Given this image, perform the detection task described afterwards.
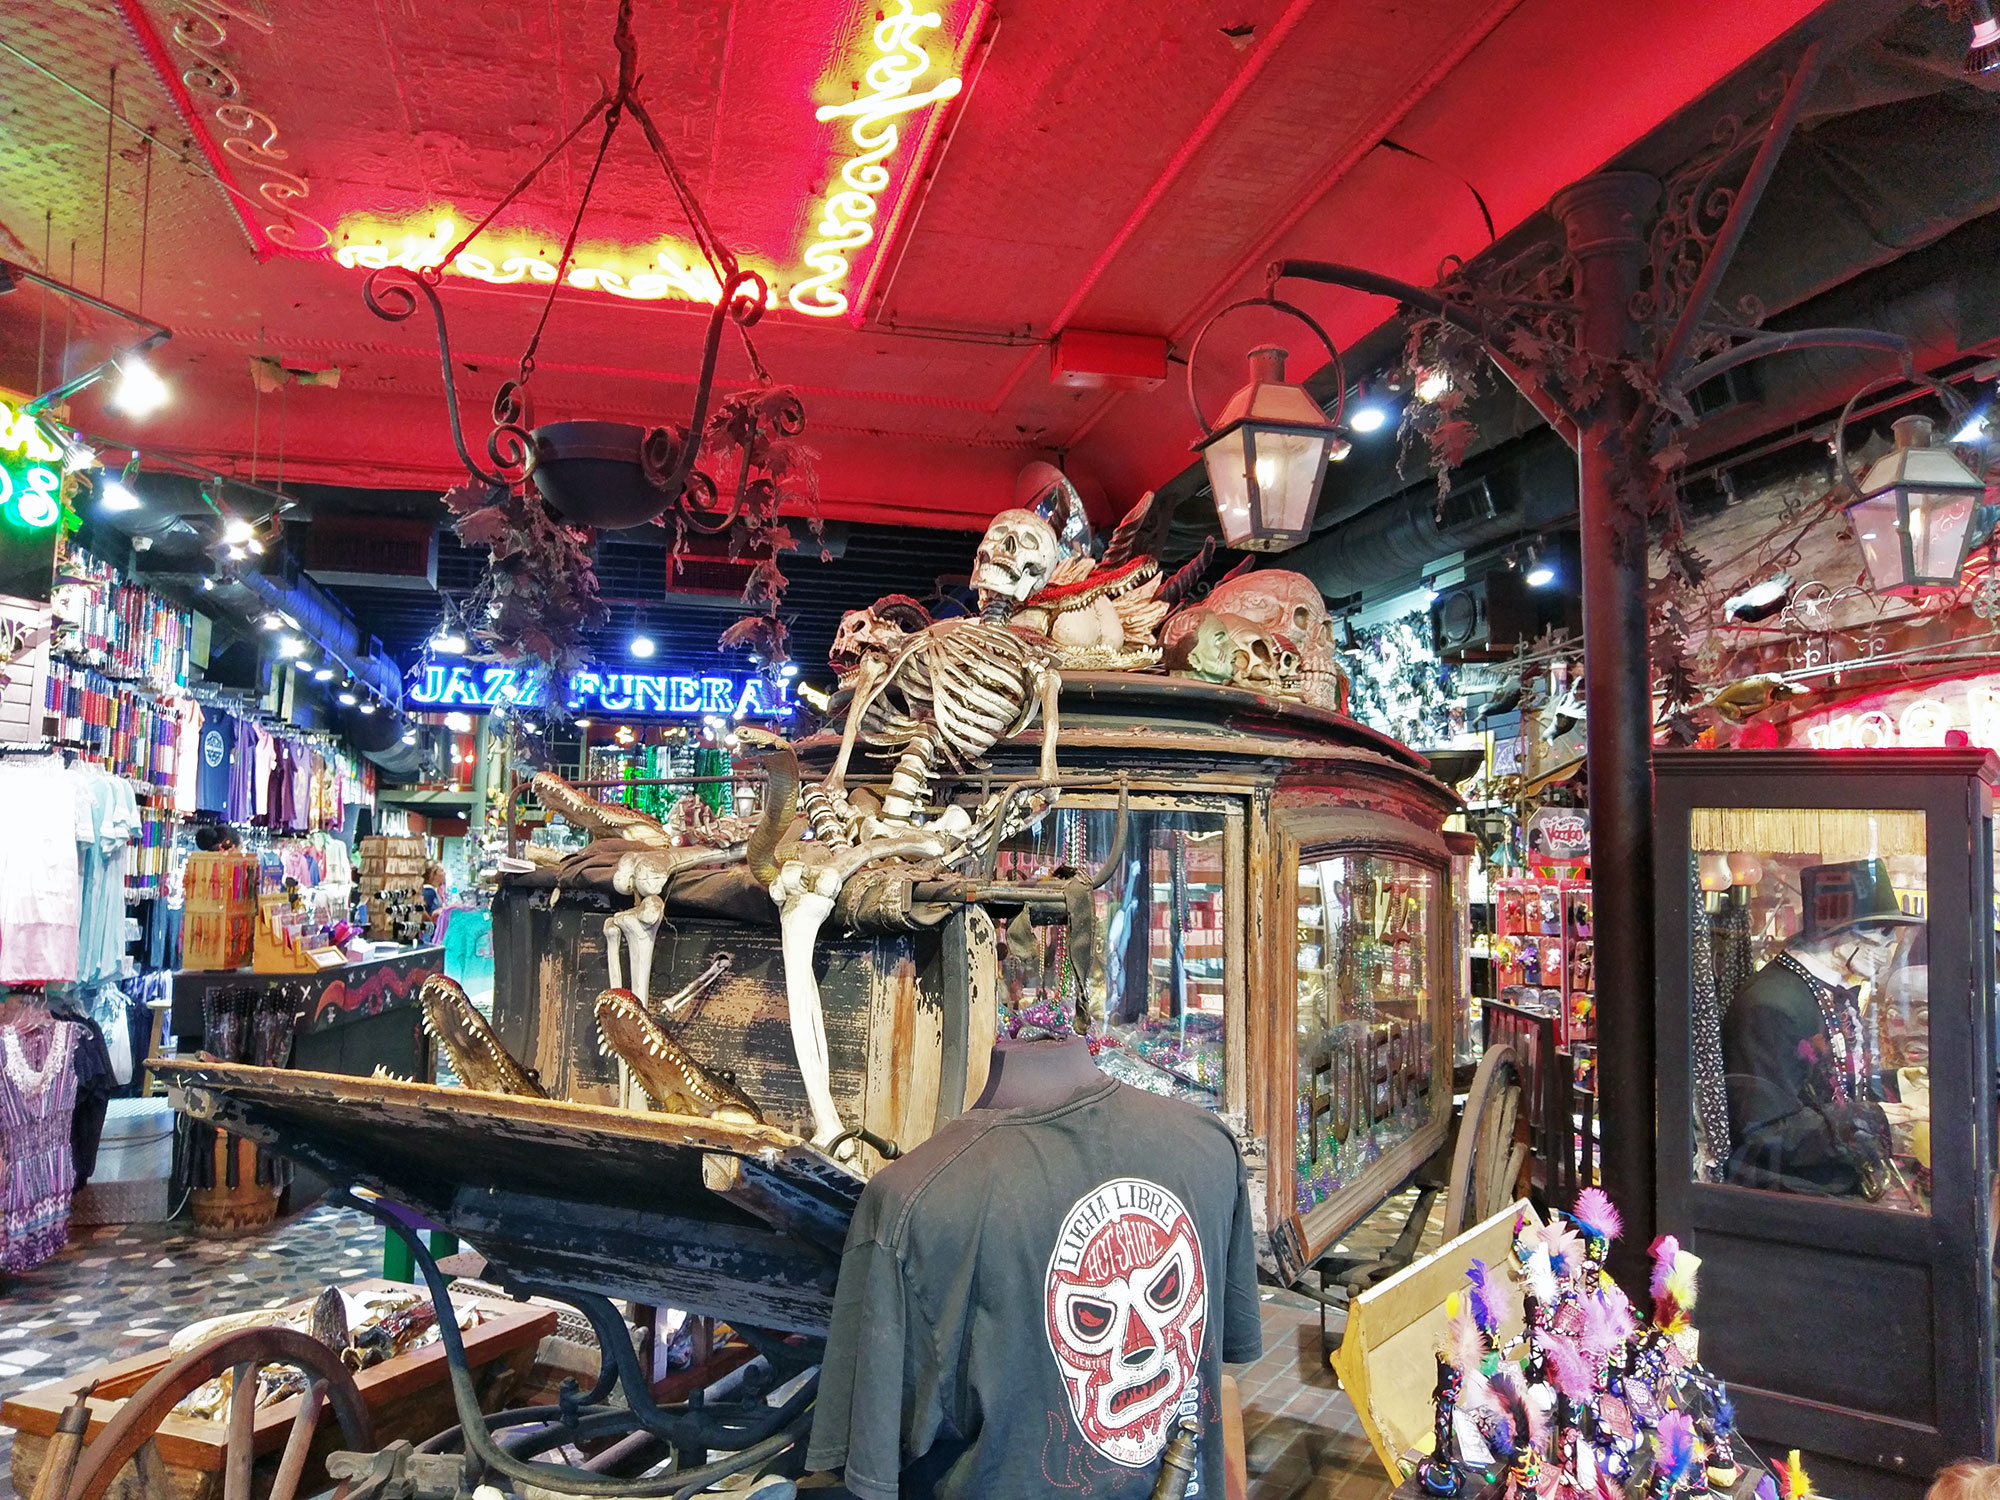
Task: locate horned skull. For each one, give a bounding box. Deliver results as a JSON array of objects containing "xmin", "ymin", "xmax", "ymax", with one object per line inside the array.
[
  {"xmin": 1200, "ymin": 570, "xmax": 1342, "ymax": 711},
  {"xmin": 829, "ymin": 594, "xmax": 931, "ymax": 681},
  {"xmin": 972, "ymin": 509, "xmax": 1062, "ymax": 604}
]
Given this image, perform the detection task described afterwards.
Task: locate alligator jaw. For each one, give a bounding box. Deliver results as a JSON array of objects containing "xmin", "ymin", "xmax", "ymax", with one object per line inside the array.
[
  {"xmin": 419, "ymin": 975, "xmax": 549, "ymax": 1098},
  {"xmin": 592, "ymin": 988, "xmax": 763, "ymax": 1125}
]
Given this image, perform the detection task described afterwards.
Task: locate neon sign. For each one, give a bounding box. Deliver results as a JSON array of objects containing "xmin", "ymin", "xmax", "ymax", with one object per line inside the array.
[
  {"xmin": 788, "ymin": 0, "xmax": 965, "ymax": 319},
  {"xmin": 406, "ymin": 662, "xmax": 792, "ymax": 718},
  {"xmin": 1792, "ymin": 681, "xmax": 2000, "ymax": 751},
  {"xmin": 332, "ymin": 215, "xmax": 779, "ymax": 308},
  {"xmin": 569, "ymin": 670, "xmax": 792, "ymax": 718},
  {"xmin": 0, "ymin": 400, "xmax": 62, "ymax": 531}
]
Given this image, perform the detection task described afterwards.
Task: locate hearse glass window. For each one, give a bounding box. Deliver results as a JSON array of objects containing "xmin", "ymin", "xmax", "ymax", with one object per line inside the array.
[
  {"xmin": 992, "ymin": 807, "xmax": 1227, "ymax": 1109},
  {"xmin": 1690, "ymin": 807, "xmax": 1929, "ymax": 1214},
  {"xmin": 1294, "ymin": 852, "xmax": 1438, "ymax": 1214}
]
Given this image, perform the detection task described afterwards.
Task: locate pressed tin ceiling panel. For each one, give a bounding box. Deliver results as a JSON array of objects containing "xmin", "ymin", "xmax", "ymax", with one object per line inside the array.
[{"xmin": 0, "ymin": 0, "xmax": 1827, "ymax": 527}]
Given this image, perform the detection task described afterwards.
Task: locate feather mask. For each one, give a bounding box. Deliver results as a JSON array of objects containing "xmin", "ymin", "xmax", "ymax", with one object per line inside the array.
[
  {"xmin": 1651, "ymin": 1411, "xmax": 1697, "ymax": 1489},
  {"xmin": 1570, "ymin": 1187, "xmax": 1622, "ymax": 1246}
]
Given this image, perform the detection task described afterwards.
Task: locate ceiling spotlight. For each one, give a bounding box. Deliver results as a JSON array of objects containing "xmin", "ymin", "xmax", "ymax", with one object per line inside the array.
[
  {"xmin": 444, "ymin": 711, "xmax": 472, "ymax": 732},
  {"xmin": 258, "ymin": 612, "xmax": 283, "ymax": 630},
  {"xmin": 1525, "ymin": 564, "xmax": 1556, "ymax": 588},
  {"xmin": 200, "ymin": 577, "xmax": 215, "ymax": 592},
  {"xmin": 1414, "ymin": 369, "xmax": 1451, "ymax": 404},
  {"xmin": 401, "ymin": 730, "xmax": 417, "ymax": 745},
  {"xmin": 1953, "ymin": 409, "xmax": 1989, "ymax": 445},
  {"xmin": 99, "ymin": 479, "xmax": 142, "ymax": 512},
  {"xmin": 245, "ymin": 537, "xmax": 265, "ymax": 556},
  {"xmin": 277, "ymin": 635, "xmax": 307, "ymax": 658},
  {"xmin": 60, "ymin": 435, "xmax": 96, "ymax": 473},
  {"xmin": 222, "ymin": 516, "xmax": 255, "ymax": 544},
  {"xmin": 1970, "ymin": 0, "xmax": 2000, "ymax": 72},
  {"xmin": 779, "ymin": 662, "xmax": 799, "ymax": 679},
  {"xmin": 314, "ymin": 666, "xmax": 334, "ymax": 682},
  {"xmin": 1347, "ymin": 403, "xmax": 1389, "ymax": 435},
  {"xmin": 224, "ymin": 545, "xmax": 247, "ymax": 562},
  {"xmin": 109, "ymin": 357, "xmax": 170, "ymax": 418},
  {"xmin": 431, "ymin": 629, "xmax": 468, "ymax": 656},
  {"xmin": 574, "ymin": 718, "xmax": 593, "ymax": 729},
  {"xmin": 630, "ymin": 634, "xmax": 656, "ymax": 659},
  {"xmin": 337, "ymin": 690, "xmax": 358, "ymax": 706},
  {"xmin": 358, "ymin": 701, "xmax": 377, "ymax": 715}
]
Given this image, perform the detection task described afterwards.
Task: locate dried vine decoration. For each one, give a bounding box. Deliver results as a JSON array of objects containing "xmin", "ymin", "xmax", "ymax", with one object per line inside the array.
[
  {"xmin": 688, "ymin": 386, "xmax": 827, "ymax": 679},
  {"xmin": 441, "ymin": 480, "xmax": 606, "ymax": 678}
]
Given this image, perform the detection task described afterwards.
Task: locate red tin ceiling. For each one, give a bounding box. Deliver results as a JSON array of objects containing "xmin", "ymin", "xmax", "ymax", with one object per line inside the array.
[{"xmin": 0, "ymin": 0, "xmax": 1826, "ymax": 532}]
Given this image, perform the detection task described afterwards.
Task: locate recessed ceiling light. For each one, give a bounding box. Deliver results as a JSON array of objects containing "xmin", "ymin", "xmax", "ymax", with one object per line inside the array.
[
  {"xmin": 630, "ymin": 635, "xmax": 656, "ymax": 659},
  {"xmin": 1347, "ymin": 404, "xmax": 1389, "ymax": 435},
  {"xmin": 109, "ymin": 357, "xmax": 170, "ymax": 418}
]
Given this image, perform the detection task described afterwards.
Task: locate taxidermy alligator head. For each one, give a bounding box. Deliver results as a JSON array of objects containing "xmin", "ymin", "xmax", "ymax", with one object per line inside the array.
[
  {"xmin": 593, "ymin": 988, "xmax": 764, "ymax": 1125},
  {"xmin": 419, "ymin": 975, "xmax": 548, "ymax": 1098}
]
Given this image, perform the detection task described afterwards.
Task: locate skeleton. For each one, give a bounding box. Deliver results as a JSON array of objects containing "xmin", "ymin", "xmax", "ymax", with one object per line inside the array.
[
  {"xmin": 593, "ymin": 987, "xmax": 763, "ymax": 1123},
  {"xmin": 418, "ymin": 975, "xmax": 547, "ymax": 1097},
  {"xmin": 823, "ymin": 616, "xmax": 1063, "ymax": 831},
  {"xmin": 534, "ymin": 769, "xmax": 748, "ymax": 1004},
  {"xmin": 829, "ymin": 594, "xmax": 933, "ymax": 684}
]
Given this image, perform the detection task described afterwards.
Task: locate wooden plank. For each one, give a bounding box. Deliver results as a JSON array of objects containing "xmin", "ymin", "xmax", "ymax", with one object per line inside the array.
[
  {"xmin": 1331, "ymin": 1199, "xmax": 1538, "ymax": 1483},
  {"xmin": 959, "ymin": 906, "xmax": 998, "ymax": 1112}
]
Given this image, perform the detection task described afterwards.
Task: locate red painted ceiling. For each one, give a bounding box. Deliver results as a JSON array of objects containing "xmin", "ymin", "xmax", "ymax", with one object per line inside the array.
[{"xmin": 1, "ymin": 0, "xmax": 1827, "ymax": 532}]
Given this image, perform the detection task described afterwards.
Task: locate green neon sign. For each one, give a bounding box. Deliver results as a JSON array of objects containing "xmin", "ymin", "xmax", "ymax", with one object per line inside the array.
[{"xmin": 0, "ymin": 401, "xmax": 62, "ymax": 530}]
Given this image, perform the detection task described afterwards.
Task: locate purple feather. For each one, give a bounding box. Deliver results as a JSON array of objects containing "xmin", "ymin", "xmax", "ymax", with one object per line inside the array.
[
  {"xmin": 1570, "ymin": 1187, "xmax": 1623, "ymax": 1244},
  {"xmin": 1652, "ymin": 1411, "xmax": 1697, "ymax": 1484},
  {"xmin": 1580, "ymin": 1292, "xmax": 1636, "ymax": 1363},
  {"xmin": 1755, "ymin": 1477, "xmax": 1778, "ymax": 1500},
  {"xmin": 1539, "ymin": 1219, "xmax": 1586, "ymax": 1280},
  {"xmin": 1545, "ymin": 1332, "xmax": 1595, "ymax": 1402},
  {"xmin": 1466, "ymin": 1259, "xmax": 1502, "ymax": 1335}
]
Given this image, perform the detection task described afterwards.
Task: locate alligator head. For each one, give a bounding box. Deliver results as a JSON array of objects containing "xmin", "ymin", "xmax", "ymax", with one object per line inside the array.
[
  {"xmin": 419, "ymin": 975, "xmax": 548, "ymax": 1098},
  {"xmin": 593, "ymin": 988, "xmax": 763, "ymax": 1125}
]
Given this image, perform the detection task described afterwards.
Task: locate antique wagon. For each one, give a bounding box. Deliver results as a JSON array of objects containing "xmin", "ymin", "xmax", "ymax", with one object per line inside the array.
[{"xmin": 125, "ymin": 673, "xmax": 1516, "ymax": 1499}]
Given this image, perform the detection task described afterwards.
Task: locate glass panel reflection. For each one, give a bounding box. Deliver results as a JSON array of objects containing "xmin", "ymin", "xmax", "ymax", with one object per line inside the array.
[
  {"xmin": 1691, "ymin": 808, "xmax": 1929, "ymax": 1212},
  {"xmin": 993, "ymin": 807, "xmax": 1227, "ymax": 1109},
  {"xmin": 1294, "ymin": 852, "xmax": 1439, "ymax": 1214}
]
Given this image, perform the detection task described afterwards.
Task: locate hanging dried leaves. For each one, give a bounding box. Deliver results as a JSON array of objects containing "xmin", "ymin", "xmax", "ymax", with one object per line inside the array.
[{"xmin": 442, "ymin": 479, "xmax": 606, "ymax": 677}]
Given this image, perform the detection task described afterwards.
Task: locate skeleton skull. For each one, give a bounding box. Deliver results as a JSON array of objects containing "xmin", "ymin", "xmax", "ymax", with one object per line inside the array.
[
  {"xmin": 829, "ymin": 595, "xmax": 930, "ymax": 681},
  {"xmin": 971, "ymin": 509, "xmax": 1061, "ymax": 604},
  {"xmin": 1163, "ymin": 608, "xmax": 1284, "ymax": 691},
  {"xmin": 1162, "ymin": 609, "xmax": 1235, "ymax": 682},
  {"xmin": 1200, "ymin": 570, "xmax": 1343, "ymax": 711}
]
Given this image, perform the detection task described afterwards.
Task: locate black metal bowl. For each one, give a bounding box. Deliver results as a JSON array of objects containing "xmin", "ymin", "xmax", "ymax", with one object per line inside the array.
[{"xmin": 529, "ymin": 420, "xmax": 666, "ymax": 530}]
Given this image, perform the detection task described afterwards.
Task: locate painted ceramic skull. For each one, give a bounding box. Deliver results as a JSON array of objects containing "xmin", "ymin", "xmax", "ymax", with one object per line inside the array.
[
  {"xmin": 1163, "ymin": 609, "xmax": 1285, "ymax": 691},
  {"xmin": 1044, "ymin": 1177, "xmax": 1209, "ymax": 1466},
  {"xmin": 1200, "ymin": 570, "xmax": 1342, "ymax": 710},
  {"xmin": 971, "ymin": 509, "xmax": 1061, "ymax": 603},
  {"xmin": 1162, "ymin": 610, "xmax": 1235, "ymax": 682}
]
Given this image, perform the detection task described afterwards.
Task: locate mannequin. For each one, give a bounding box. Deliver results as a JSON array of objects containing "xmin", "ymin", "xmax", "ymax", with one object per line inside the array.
[{"xmin": 972, "ymin": 1034, "xmax": 1101, "ymax": 1109}]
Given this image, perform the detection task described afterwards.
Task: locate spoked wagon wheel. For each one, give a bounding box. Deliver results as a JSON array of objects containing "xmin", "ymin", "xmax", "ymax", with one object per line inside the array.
[
  {"xmin": 63, "ymin": 1328, "xmax": 371, "ymax": 1500},
  {"xmin": 1440, "ymin": 1043, "xmax": 1528, "ymax": 1240}
]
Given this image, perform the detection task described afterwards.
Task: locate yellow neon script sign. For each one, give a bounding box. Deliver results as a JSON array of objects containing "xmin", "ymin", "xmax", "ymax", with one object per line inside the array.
[
  {"xmin": 0, "ymin": 400, "xmax": 61, "ymax": 530},
  {"xmin": 333, "ymin": 216, "xmax": 764, "ymax": 307},
  {"xmin": 788, "ymin": 0, "xmax": 963, "ymax": 319}
]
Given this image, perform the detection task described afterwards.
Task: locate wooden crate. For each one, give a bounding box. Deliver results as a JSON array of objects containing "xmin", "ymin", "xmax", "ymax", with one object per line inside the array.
[{"xmin": 3, "ymin": 1280, "xmax": 555, "ymax": 1500}]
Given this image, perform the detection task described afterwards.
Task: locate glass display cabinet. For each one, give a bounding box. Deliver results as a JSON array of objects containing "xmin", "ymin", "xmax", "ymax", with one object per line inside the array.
[{"xmin": 1653, "ymin": 749, "xmax": 2000, "ymax": 1500}]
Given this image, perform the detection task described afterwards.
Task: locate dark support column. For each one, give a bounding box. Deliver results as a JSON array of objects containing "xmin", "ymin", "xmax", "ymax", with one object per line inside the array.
[{"xmin": 1548, "ymin": 173, "xmax": 1662, "ymax": 1279}]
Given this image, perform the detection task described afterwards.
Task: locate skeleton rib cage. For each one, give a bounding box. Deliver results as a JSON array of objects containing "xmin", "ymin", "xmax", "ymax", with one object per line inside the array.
[{"xmin": 854, "ymin": 618, "xmax": 1054, "ymax": 768}]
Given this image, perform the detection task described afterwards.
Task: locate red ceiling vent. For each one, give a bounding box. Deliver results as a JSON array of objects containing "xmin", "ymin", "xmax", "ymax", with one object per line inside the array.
[{"xmin": 1049, "ymin": 330, "xmax": 1169, "ymax": 392}]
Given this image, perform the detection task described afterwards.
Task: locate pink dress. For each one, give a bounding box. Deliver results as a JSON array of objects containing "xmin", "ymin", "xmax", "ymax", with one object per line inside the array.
[{"xmin": 0, "ymin": 1021, "xmax": 80, "ymax": 1271}]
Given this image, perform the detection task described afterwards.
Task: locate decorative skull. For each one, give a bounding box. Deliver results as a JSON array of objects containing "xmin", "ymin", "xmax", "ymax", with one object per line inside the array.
[
  {"xmin": 1043, "ymin": 1177, "xmax": 1209, "ymax": 1467},
  {"xmin": 1162, "ymin": 609, "xmax": 1235, "ymax": 682},
  {"xmin": 1163, "ymin": 608, "xmax": 1283, "ymax": 692},
  {"xmin": 971, "ymin": 509, "xmax": 1061, "ymax": 604},
  {"xmin": 829, "ymin": 594, "xmax": 931, "ymax": 681},
  {"xmin": 1199, "ymin": 570, "xmax": 1343, "ymax": 711}
]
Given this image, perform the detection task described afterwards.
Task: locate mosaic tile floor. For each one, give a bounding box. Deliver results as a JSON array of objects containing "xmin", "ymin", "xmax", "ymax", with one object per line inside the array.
[
  {"xmin": 0, "ymin": 1195, "xmax": 1425, "ymax": 1500},
  {"xmin": 0, "ymin": 1204, "xmax": 384, "ymax": 1496}
]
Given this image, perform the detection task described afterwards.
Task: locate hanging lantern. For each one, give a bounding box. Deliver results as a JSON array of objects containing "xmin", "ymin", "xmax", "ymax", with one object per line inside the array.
[
  {"xmin": 1194, "ymin": 346, "xmax": 1346, "ymax": 552},
  {"xmin": 1845, "ymin": 414, "xmax": 1985, "ymax": 595}
]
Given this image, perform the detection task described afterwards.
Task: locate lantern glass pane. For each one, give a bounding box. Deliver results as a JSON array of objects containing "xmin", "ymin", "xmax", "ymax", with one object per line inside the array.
[
  {"xmin": 1908, "ymin": 487, "xmax": 1977, "ymax": 582},
  {"xmin": 1244, "ymin": 426, "xmax": 1330, "ymax": 539},
  {"xmin": 1846, "ymin": 491, "xmax": 1907, "ymax": 591},
  {"xmin": 1201, "ymin": 428, "xmax": 1254, "ymax": 548}
]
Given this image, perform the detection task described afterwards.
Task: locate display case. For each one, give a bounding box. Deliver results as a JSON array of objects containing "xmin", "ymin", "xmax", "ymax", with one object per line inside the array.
[{"xmin": 1653, "ymin": 749, "xmax": 1999, "ymax": 1500}]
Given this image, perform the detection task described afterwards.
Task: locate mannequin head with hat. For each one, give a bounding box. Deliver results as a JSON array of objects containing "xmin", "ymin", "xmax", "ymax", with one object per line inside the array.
[{"xmin": 1788, "ymin": 858, "xmax": 1919, "ymax": 986}]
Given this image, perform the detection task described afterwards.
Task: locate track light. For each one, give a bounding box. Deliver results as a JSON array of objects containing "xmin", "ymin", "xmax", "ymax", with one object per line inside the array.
[
  {"xmin": 1970, "ymin": 0, "xmax": 2000, "ymax": 73},
  {"xmin": 313, "ymin": 667, "xmax": 334, "ymax": 682},
  {"xmin": 358, "ymin": 701, "xmax": 376, "ymax": 715},
  {"xmin": 337, "ymin": 689, "xmax": 358, "ymax": 706},
  {"xmin": 259, "ymin": 613, "xmax": 283, "ymax": 631},
  {"xmin": 222, "ymin": 516, "xmax": 255, "ymax": 544},
  {"xmin": 108, "ymin": 357, "xmax": 170, "ymax": 418},
  {"xmin": 1347, "ymin": 402, "xmax": 1389, "ymax": 435},
  {"xmin": 278, "ymin": 636, "xmax": 307, "ymax": 658},
  {"xmin": 99, "ymin": 479, "xmax": 141, "ymax": 513}
]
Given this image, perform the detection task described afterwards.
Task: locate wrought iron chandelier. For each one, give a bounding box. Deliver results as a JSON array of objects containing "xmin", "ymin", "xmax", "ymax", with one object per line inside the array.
[{"xmin": 362, "ymin": 0, "xmax": 784, "ymax": 535}]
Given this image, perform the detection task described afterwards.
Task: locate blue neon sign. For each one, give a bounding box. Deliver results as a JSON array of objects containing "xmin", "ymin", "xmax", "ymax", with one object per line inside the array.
[{"xmin": 406, "ymin": 662, "xmax": 791, "ymax": 718}]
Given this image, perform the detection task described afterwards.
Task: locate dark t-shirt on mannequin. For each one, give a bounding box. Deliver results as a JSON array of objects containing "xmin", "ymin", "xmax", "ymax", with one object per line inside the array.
[{"xmin": 808, "ymin": 1056, "xmax": 1262, "ymax": 1500}]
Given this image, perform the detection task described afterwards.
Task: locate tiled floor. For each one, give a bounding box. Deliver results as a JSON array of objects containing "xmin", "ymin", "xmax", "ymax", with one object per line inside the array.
[
  {"xmin": 1, "ymin": 1198, "xmax": 1419, "ymax": 1500},
  {"xmin": 0, "ymin": 1204, "xmax": 384, "ymax": 1495}
]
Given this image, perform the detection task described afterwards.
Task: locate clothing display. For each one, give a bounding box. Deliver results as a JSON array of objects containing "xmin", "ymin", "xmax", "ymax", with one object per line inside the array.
[
  {"xmin": 0, "ymin": 758, "xmax": 83, "ymax": 984},
  {"xmin": 76, "ymin": 768, "xmax": 141, "ymax": 986},
  {"xmin": 194, "ymin": 706, "xmax": 233, "ymax": 815},
  {"xmin": 0, "ymin": 1015, "xmax": 82, "ymax": 1271},
  {"xmin": 809, "ymin": 1077, "xmax": 1261, "ymax": 1500}
]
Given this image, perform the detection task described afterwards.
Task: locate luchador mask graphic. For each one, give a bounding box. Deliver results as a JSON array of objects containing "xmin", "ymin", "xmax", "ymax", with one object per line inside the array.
[{"xmin": 1044, "ymin": 1178, "xmax": 1209, "ymax": 1467}]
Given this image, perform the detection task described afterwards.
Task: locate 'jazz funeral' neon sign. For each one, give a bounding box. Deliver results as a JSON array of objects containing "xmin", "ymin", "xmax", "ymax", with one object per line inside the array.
[
  {"xmin": 407, "ymin": 663, "xmax": 792, "ymax": 719},
  {"xmin": 788, "ymin": 0, "xmax": 964, "ymax": 319}
]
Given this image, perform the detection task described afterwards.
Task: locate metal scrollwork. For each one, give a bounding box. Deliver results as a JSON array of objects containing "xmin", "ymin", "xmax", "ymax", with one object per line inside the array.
[{"xmin": 362, "ymin": 266, "xmax": 529, "ymax": 488}]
